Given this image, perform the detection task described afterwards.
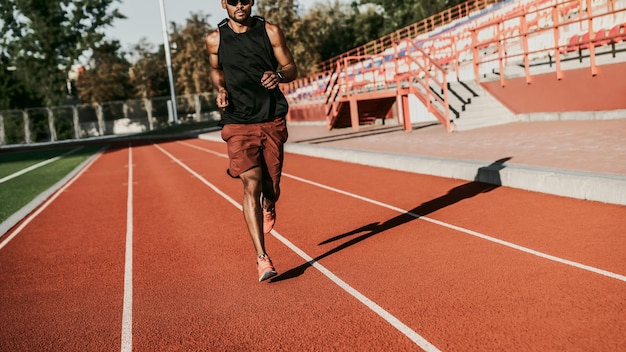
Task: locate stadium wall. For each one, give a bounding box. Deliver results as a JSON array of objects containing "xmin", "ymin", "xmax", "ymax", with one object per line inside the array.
[{"xmin": 481, "ymin": 62, "xmax": 626, "ymax": 113}]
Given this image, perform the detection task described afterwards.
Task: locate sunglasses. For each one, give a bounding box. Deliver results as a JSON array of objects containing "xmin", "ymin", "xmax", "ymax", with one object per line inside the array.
[{"xmin": 226, "ymin": 0, "xmax": 251, "ymax": 5}]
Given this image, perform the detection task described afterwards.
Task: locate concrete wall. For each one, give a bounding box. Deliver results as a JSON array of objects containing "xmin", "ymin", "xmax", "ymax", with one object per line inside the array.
[{"xmin": 481, "ymin": 62, "xmax": 626, "ymax": 113}]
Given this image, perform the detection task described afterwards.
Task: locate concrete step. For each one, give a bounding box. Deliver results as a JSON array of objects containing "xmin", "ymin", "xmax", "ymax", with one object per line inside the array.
[{"xmin": 446, "ymin": 80, "xmax": 516, "ymax": 131}]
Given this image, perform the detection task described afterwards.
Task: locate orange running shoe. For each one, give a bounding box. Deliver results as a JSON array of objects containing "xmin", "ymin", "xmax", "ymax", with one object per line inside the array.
[
  {"xmin": 257, "ymin": 254, "xmax": 277, "ymax": 282},
  {"xmin": 262, "ymin": 206, "xmax": 276, "ymax": 234}
]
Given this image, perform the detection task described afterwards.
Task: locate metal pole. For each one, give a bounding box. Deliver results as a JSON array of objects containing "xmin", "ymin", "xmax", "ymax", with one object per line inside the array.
[{"xmin": 158, "ymin": 0, "xmax": 179, "ymax": 124}]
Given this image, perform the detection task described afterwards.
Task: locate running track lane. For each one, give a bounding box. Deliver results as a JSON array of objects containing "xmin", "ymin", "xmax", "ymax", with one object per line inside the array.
[
  {"xmin": 0, "ymin": 138, "xmax": 625, "ymax": 351},
  {"xmin": 0, "ymin": 147, "xmax": 129, "ymax": 351},
  {"xmin": 173, "ymin": 138, "xmax": 626, "ymax": 351},
  {"xmin": 130, "ymin": 142, "xmax": 423, "ymax": 351}
]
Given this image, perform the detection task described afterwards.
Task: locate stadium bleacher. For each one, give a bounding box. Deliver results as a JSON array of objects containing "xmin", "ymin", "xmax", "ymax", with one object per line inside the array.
[{"xmin": 282, "ymin": 0, "xmax": 626, "ymax": 132}]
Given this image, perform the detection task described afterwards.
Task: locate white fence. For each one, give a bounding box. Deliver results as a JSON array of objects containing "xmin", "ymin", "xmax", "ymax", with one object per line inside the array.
[{"xmin": 0, "ymin": 93, "xmax": 220, "ymax": 146}]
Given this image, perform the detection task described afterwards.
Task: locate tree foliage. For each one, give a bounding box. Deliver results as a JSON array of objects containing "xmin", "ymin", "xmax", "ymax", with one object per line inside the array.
[
  {"xmin": 0, "ymin": 0, "xmax": 124, "ymax": 107},
  {"xmin": 351, "ymin": 3, "xmax": 386, "ymax": 47},
  {"xmin": 302, "ymin": 1, "xmax": 357, "ymax": 63},
  {"xmin": 170, "ymin": 13, "xmax": 214, "ymax": 97},
  {"xmin": 254, "ymin": 0, "xmax": 314, "ymax": 76},
  {"xmin": 75, "ymin": 40, "xmax": 132, "ymax": 104},
  {"xmin": 358, "ymin": 0, "xmax": 466, "ymax": 36},
  {"xmin": 0, "ymin": 52, "xmax": 40, "ymax": 110},
  {"xmin": 0, "ymin": 0, "xmax": 470, "ymax": 109},
  {"xmin": 254, "ymin": 0, "xmax": 300, "ymax": 29},
  {"xmin": 129, "ymin": 40, "xmax": 170, "ymax": 99}
]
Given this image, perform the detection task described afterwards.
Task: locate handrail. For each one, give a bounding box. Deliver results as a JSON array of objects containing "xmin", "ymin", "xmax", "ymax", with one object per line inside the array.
[
  {"xmin": 315, "ymin": 0, "xmax": 501, "ymax": 73},
  {"xmin": 324, "ymin": 60, "xmax": 345, "ymax": 127},
  {"xmin": 323, "ymin": 54, "xmax": 393, "ymax": 127},
  {"xmin": 398, "ymin": 40, "xmax": 452, "ymax": 132},
  {"xmin": 282, "ymin": 0, "xmax": 626, "ymax": 131},
  {"xmin": 341, "ymin": 55, "xmax": 395, "ymax": 95},
  {"xmin": 282, "ymin": 0, "xmax": 503, "ymax": 111},
  {"xmin": 470, "ymin": 0, "xmax": 626, "ymax": 86},
  {"xmin": 320, "ymin": 39, "xmax": 452, "ymax": 131}
]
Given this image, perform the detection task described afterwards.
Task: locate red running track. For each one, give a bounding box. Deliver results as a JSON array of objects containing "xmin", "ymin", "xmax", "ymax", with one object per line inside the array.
[{"xmin": 0, "ymin": 138, "xmax": 625, "ymax": 351}]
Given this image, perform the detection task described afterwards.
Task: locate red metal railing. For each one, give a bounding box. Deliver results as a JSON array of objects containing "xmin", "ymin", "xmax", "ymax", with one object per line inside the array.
[
  {"xmin": 282, "ymin": 0, "xmax": 625, "ymax": 128},
  {"xmin": 324, "ymin": 61, "xmax": 343, "ymax": 126},
  {"xmin": 470, "ymin": 0, "xmax": 626, "ymax": 86},
  {"xmin": 323, "ymin": 54, "xmax": 397, "ymax": 127},
  {"xmin": 281, "ymin": 0, "xmax": 503, "ymax": 113},
  {"xmin": 395, "ymin": 40, "xmax": 452, "ymax": 131},
  {"xmin": 315, "ymin": 0, "xmax": 501, "ymax": 73}
]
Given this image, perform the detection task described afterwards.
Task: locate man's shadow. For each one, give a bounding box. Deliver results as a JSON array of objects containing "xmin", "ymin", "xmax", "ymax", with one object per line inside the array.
[{"xmin": 271, "ymin": 157, "xmax": 512, "ymax": 283}]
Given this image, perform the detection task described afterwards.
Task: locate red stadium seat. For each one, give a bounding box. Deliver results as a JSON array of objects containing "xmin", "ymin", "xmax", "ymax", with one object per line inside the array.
[
  {"xmin": 559, "ymin": 2, "xmax": 579, "ymax": 19},
  {"xmin": 593, "ymin": 29, "xmax": 608, "ymax": 47},
  {"xmin": 579, "ymin": 32, "xmax": 590, "ymax": 49},
  {"xmin": 608, "ymin": 23, "xmax": 625, "ymax": 44},
  {"xmin": 527, "ymin": 18, "xmax": 539, "ymax": 32},
  {"xmin": 561, "ymin": 34, "xmax": 580, "ymax": 53}
]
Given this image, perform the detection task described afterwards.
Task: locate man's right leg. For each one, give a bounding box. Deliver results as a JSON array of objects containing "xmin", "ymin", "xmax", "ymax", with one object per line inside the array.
[
  {"xmin": 222, "ymin": 123, "xmax": 278, "ymax": 282},
  {"xmin": 239, "ymin": 167, "xmax": 277, "ymax": 282},
  {"xmin": 239, "ymin": 167, "xmax": 265, "ymax": 257}
]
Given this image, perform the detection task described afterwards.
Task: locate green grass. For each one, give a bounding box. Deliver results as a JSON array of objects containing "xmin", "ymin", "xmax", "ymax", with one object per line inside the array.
[
  {"xmin": 0, "ymin": 146, "xmax": 102, "ymax": 222},
  {"xmin": 0, "ymin": 120, "xmax": 220, "ymax": 226},
  {"xmin": 0, "ymin": 147, "xmax": 80, "ymax": 179}
]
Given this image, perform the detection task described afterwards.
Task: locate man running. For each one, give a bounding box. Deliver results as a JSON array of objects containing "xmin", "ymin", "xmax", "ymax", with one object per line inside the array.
[{"xmin": 205, "ymin": 0, "xmax": 297, "ymax": 282}]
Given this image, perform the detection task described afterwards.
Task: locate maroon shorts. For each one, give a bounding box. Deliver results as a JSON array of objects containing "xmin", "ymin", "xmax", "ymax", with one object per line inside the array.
[{"xmin": 220, "ymin": 117, "xmax": 288, "ymax": 182}]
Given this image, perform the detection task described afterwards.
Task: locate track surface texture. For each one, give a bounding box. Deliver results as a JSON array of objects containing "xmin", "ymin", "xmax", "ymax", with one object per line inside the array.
[{"xmin": 1, "ymin": 138, "xmax": 624, "ymax": 351}]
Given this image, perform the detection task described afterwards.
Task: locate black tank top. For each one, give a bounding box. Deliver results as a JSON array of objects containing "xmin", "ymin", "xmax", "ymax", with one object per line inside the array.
[{"xmin": 217, "ymin": 16, "xmax": 289, "ymax": 125}]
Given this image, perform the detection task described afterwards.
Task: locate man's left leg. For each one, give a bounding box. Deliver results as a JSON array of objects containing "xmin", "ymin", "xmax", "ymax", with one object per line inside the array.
[
  {"xmin": 260, "ymin": 117, "xmax": 288, "ymax": 235},
  {"xmin": 222, "ymin": 123, "xmax": 278, "ymax": 282},
  {"xmin": 260, "ymin": 165, "xmax": 279, "ymax": 234}
]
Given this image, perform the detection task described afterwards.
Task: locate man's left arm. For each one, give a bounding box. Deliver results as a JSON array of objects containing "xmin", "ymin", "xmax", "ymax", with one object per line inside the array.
[{"xmin": 261, "ymin": 22, "xmax": 297, "ymax": 89}]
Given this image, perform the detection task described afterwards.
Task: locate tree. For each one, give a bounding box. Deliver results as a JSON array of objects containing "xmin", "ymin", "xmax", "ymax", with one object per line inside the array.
[
  {"xmin": 254, "ymin": 0, "xmax": 300, "ymax": 34},
  {"xmin": 301, "ymin": 1, "xmax": 358, "ymax": 64},
  {"xmin": 351, "ymin": 3, "xmax": 385, "ymax": 48},
  {"xmin": 170, "ymin": 12, "xmax": 214, "ymax": 97},
  {"xmin": 358, "ymin": 0, "xmax": 452, "ymax": 35},
  {"xmin": 255, "ymin": 0, "xmax": 315, "ymax": 76},
  {"xmin": 75, "ymin": 40, "xmax": 133, "ymax": 104},
  {"xmin": 292, "ymin": 14, "xmax": 322, "ymax": 76},
  {"xmin": 0, "ymin": 0, "xmax": 124, "ymax": 107},
  {"xmin": 0, "ymin": 52, "xmax": 40, "ymax": 110},
  {"xmin": 129, "ymin": 40, "xmax": 170, "ymax": 99}
]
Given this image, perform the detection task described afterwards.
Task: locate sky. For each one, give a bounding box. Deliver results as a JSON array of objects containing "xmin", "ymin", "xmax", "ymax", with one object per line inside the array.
[
  {"xmin": 105, "ymin": 0, "xmax": 226, "ymax": 51},
  {"xmin": 106, "ymin": 0, "xmax": 318, "ymax": 52}
]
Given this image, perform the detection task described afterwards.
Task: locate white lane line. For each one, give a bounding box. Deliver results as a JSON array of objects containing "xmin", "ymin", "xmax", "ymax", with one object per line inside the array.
[
  {"xmin": 0, "ymin": 151, "xmax": 102, "ymax": 251},
  {"xmin": 179, "ymin": 141, "xmax": 227, "ymax": 158},
  {"xmin": 121, "ymin": 146, "xmax": 133, "ymax": 352},
  {"xmin": 0, "ymin": 147, "xmax": 83, "ymax": 184},
  {"xmin": 269, "ymin": 229, "xmax": 439, "ymax": 351},
  {"xmin": 182, "ymin": 140, "xmax": 626, "ymax": 284},
  {"xmin": 155, "ymin": 143, "xmax": 442, "ymax": 352},
  {"xmin": 286, "ymin": 173, "xmax": 626, "ymax": 284}
]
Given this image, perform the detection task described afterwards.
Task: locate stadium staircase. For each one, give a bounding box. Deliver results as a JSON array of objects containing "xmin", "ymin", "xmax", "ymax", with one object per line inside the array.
[
  {"xmin": 283, "ymin": 0, "xmax": 626, "ymax": 132},
  {"xmin": 446, "ymin": 80, "xmax": 517, "ymax": 130}
]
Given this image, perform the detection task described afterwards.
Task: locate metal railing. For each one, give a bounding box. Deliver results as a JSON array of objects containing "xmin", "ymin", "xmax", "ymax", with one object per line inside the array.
[
  {"xmin": 281, "ymin": 0, "xmax": 625, "ymax": 129},
  {"xmin": 282, "ymin": 0, "xmax": 523, "ymax": 110},
  {"xmin": 396, "ymin": 40, "xmax": 452, "ymax": 131},
  {"xmin": 470, "ymin": 0, "xmax": 626, "ymax": 85},
  {"xmin": 0, "ymin": 93, "xmax": 219, "ymax": 146},
  {"xmin": 314, "ymin": 0, "xmax": 501, "ymax": 73}
]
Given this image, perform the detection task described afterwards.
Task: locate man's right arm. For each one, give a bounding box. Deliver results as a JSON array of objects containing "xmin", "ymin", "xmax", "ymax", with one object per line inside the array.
[{"xmin": 206, "ymin": 30, "xmax": 229, "ymax": 110}]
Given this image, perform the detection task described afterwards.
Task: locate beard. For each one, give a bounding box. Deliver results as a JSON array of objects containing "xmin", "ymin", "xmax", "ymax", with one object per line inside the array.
[{"xmin": 230, "ymin": 9, "xmax": 251, "ymax": 24}]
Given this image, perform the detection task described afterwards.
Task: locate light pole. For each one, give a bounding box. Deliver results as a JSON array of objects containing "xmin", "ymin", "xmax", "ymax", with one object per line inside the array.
[{"xmin": 158, "ymin": 0, "xmax": 179, "ymax": 124}]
